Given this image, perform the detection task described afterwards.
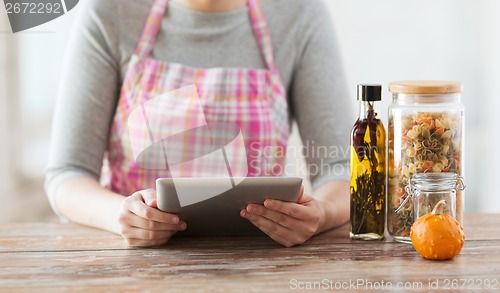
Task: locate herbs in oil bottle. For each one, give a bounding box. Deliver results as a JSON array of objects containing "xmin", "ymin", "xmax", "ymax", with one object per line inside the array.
[{"xmin": 350, "ymin": 85, "xmax": 386, "ymax": 240}]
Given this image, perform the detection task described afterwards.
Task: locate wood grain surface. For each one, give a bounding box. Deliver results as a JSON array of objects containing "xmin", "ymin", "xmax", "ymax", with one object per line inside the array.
[{"xmin": 0, "ymin": 214, "xmax": 499, "ymax": 292}]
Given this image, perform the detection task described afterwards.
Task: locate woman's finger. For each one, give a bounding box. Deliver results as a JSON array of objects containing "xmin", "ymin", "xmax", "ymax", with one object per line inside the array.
[
  {"xmin": 245, "ymin": 204, "xmax": 306, "ymax": 233},
  {"xmin": 140, "ymin": 189, "xmax": 158, "ymax": 207},
  {"xmin": 263, "ymin": 199, "xmax": 312, "ymax": 220},
  {"xmin": 241, "ymin": 209, "xmax": 304, "ymax": 247},
  {"xmin": 297, "ymin": 185, "xmax": 305, "ymax": 202},
  {"xmin": 120, "ymin": 211, "xmax": 187, "ymax": 231},
  {"xmin": 127, "ymin": 195, "xmax": 180, "ymax": 224}
]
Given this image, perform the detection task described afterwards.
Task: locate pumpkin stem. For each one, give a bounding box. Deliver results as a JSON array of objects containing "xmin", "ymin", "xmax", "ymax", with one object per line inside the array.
[{"xmin": 431, "ymin": 200, "xmax": 447, "ymax": 215}]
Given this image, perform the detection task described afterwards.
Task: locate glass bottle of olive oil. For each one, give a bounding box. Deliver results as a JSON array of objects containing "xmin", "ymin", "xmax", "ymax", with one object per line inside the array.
[{"xmin": 350, "ymin": 84, "xmax": 386, "ymax": 240}]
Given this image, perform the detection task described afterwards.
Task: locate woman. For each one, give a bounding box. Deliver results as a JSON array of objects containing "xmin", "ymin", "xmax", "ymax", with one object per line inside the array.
[{"xmin": 46, "ymin": 0, "xmax": 353, "ymax": 247}]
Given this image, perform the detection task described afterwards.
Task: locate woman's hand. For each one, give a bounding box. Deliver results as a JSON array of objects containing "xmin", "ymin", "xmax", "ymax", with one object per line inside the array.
[
  {"xmin": 240, "ymin": 186, "xmax": 325, "ymax": 247},
  {"xmin": 117, "ymin": 189, "xmax": 187, "ymax": 247}
]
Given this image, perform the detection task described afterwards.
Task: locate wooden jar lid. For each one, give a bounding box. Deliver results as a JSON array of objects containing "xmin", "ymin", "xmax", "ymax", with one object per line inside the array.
[{"xmin": 389, "ymin": 80, "xmax": 463, "ymax": 94}]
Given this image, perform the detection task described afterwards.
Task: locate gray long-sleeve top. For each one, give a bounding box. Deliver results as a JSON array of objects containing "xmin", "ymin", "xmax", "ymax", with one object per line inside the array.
[{"xmin": 46, "ymin": 0, "xmax": 354, "ymax": 213}]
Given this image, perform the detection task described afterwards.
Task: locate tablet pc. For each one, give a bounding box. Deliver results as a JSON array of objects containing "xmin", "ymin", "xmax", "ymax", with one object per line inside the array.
[{"xmin": 156, "ymin": 177, "xmax": 303, "ymax": 236}]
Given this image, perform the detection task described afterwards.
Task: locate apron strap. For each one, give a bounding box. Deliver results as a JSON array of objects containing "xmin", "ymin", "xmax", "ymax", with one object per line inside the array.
[
  {"xmin": 247, "ymin": 0, "xmax": 276, "ymax": 70},
  {"xmin": 135, "ymin": 0, "xmax": 277, "ymax": 70},
  {"xmin": 134, "ymin": 0, "xmax": 169, "ymax": 58}
]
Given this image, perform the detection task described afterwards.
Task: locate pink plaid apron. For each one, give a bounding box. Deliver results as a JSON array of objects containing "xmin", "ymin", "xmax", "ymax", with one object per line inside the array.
[{"xmin": 103, "ymin": 0, "xmax": 289, "ymax": 195}]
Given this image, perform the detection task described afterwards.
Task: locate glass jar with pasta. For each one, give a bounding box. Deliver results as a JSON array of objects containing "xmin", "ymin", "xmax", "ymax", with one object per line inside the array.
[{"xmin": 387, "ymin": 80, "xmax": 465, "ymax": 243}]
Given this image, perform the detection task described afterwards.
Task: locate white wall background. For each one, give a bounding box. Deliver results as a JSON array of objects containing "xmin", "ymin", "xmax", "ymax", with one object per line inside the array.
[
  {"xmin": 0, "ymin": 5, "xmax": 77, "ymax": 221},
  {"xmin": 0, "ymin": 0, "xmax": 499, "ymax": 223},
  {"xmin": 0, "ymin": 13, "xmax": 13, "ymax": 192},
  {"xmin": 323, "ymin": 0, "xmax": 500, "ymax": 212}
]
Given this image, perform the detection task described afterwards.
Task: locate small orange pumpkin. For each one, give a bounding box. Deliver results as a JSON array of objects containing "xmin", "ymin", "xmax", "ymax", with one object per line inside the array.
[{"xmin": 410, "ymin": 200, "xmax": 465, "ymax": 260}]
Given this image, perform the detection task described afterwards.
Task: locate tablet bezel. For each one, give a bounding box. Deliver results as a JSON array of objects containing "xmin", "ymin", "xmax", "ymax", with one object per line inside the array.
[{"xmin": 156, "ymin": 176, "xmax": 303, "ymax": 236}]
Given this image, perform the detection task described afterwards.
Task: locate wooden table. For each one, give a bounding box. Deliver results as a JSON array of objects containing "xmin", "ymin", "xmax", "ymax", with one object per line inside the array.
[{"xmin": 0, "ymin": 214, "xmax": 499, "ymax": 292}]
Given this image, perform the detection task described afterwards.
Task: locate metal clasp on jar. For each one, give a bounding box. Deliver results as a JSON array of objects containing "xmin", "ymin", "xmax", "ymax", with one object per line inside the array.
[{"xmin": 395, "ymin": 174, "xmax": 466, "ymax": 213}]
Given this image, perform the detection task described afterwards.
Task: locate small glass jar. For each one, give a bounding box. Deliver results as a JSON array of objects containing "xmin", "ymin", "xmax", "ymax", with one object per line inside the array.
[
  {"xmin": 401, "ymin": 173, "xmax": 465, "ymax": 221},
  {"xmin": 387, "ymin": 81, "xmax": 465, "ymax": 243}
]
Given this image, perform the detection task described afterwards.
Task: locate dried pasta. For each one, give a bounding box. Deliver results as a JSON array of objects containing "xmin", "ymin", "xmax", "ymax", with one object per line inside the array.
[{"xmin": 388, "ymin": 112, "xmax": 463, "ymax": 237}]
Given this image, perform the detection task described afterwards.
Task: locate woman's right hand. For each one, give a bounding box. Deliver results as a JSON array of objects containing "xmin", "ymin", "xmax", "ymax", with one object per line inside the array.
[{"xmin": 117, "ymin": 189, "xmax": 187, "ymax": 247}]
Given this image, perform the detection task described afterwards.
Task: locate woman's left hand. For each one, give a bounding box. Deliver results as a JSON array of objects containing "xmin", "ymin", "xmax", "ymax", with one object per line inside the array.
[{"xmin": 240, "ymin": 187, "xmax": 324, "ymax": 247}]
